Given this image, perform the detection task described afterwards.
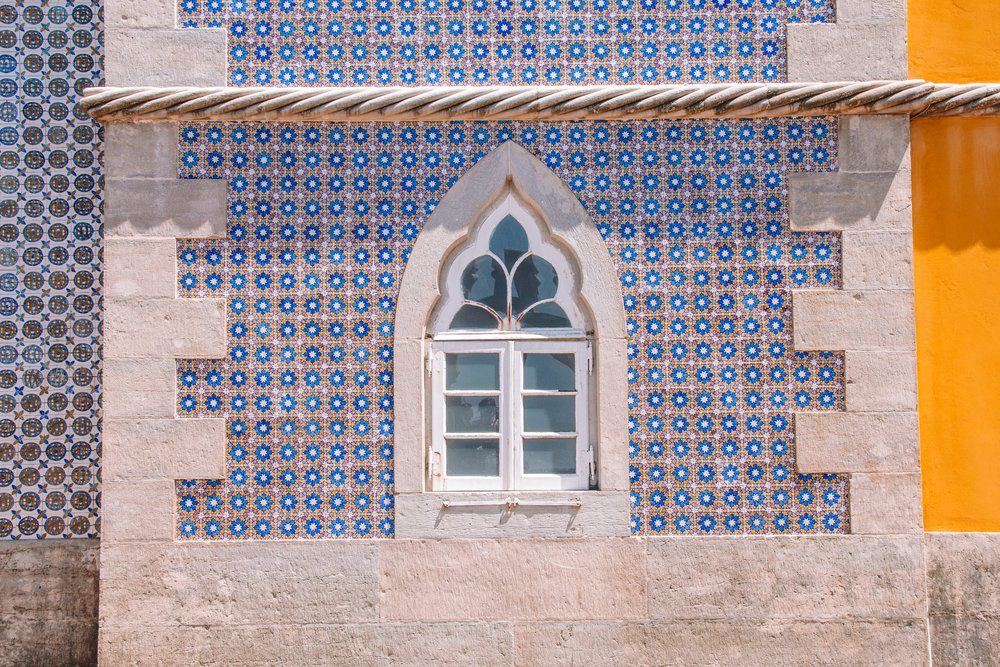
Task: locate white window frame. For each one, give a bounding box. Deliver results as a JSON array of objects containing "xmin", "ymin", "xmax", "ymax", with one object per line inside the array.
[{"xmin": 429, "ymin": 338, "xmax": 592, "ymax": 492}]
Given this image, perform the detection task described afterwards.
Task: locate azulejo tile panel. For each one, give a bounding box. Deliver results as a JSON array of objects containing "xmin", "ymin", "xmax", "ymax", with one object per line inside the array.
[
  {"xmin": 0, "ymin": 0, "xmax": 103, "ymax": 540},
  {"xmin": 178, "ymin": 0, "xmax": 834, "ymax": 87},
  {"xmin": 176, "ymin": 118, "xmax": 848, "ymax": 540}
]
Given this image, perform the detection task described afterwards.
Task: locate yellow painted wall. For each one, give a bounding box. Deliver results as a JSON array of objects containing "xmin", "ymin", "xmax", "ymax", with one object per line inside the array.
[
  {"xmin": 912, "ymin": 119, "xmax": 1000, "ymax": 531},
  {"xmin": 910, "ymin": 0, "xmax": 1000, "ymax": 531},
  {"xmin": 909, "ymin": 0, "xmax": 1000, "ymax": 83}
]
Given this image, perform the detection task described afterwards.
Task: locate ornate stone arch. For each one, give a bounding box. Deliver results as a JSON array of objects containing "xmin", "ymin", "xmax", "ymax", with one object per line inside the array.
[{"xmin": 393, "ymin": 140, "xmax": 628, "ymax": 535}]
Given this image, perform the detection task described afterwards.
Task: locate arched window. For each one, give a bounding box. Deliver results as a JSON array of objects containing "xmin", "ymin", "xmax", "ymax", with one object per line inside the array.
[
  {"xmin": 394, "ymin": 141, "xmax": 629, "ymax": 536},
  {"xmin": 428, "ymin": 196, "xmax": 591, "ymax": 491}
]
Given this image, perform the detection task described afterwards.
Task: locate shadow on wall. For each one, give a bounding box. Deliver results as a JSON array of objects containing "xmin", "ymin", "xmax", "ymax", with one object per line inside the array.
[{"xmin": 912, "ymin": 118, "xmax": 1000, "ymax": 250}]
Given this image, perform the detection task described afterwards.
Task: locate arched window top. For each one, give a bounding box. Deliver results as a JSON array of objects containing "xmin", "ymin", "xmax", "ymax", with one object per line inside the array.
[{"xmin": 431, "ymin": 194, "xmax": 586, "ymax": 336}]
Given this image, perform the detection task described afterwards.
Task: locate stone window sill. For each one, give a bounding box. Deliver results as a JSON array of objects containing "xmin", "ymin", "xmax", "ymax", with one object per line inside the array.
[{"xmin": 394, "ymin": 490, "xmax": 629, "ymax": 538}]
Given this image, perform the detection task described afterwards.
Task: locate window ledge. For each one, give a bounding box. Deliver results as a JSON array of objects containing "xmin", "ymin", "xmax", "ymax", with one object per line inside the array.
[{"xmin": 394, "ymin": 490, "xmax": 630, "ymax": 538}]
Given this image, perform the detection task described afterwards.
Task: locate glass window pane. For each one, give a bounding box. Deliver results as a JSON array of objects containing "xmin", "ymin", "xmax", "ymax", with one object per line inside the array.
[
  {"xmin": 450, "ymin": 304, "xmax": 500, "ymax": 330},
  {"xmin": 446, "ymin": 395, "xmax": 500, "ymax": 433},
  {"xmin": 489, "ymin": 214, "xmax": 529, "ymax": 270},
  {"xmin": 461, "ymin": 255, "xmax": 507, "ymax": 313},
  {"xmin": 446, "ymin": 353, "xmax": 500, "ymax": 391},
  {"xmin": 523, "ymin": 353, "xmax": 575, "ymax": 391},
  {"xmin": 523, "ymin": 395, "xmax": 576, "ymax": 432},
  {"xmin": 446, "ymin": 438, "xmax": 500, "ymax": 477},
  {"xmin": 512, "ymin": 255, "xmax": 558, "ymax": 315},
  {"xmin": 523, "ymin": 438, "xmax": 577, "ymax": 475},
  {"xmin": 519, "ymin": 302, "xmax": 571, "ymax": 329}
]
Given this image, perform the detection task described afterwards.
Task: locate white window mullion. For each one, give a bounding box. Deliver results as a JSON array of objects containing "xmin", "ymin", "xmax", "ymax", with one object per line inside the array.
[
  {"xmin": 510, "ymin": 341, "xmax": 522, "ymax": 491},
  {"xmin": 428, "ymin": 346, "xmax": 445, "ymax": 491}
]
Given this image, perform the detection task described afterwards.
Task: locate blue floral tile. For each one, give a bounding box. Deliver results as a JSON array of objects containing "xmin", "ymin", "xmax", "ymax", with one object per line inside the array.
[
  {"xmin": 175, "ymin": 118, "xmax": 848, "ymax": 539},
  {"xmin": 179, "ymin": 0, "xmax": 835, "ymax": 86}
]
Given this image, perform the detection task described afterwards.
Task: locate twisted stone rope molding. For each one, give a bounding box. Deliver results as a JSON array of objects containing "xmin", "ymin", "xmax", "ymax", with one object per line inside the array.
[{"xmin": 83, "ymin": 80, "xmax": 1000, "ymax": 122}]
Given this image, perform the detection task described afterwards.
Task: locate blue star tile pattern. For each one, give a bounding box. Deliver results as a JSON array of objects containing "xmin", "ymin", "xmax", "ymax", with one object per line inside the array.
[
  {"xmin": 178, "ymin": 0, "xmax": 834, "ymax": 87},
  {"xmin": 0, "ymin": 0, "xmax": 103, "ymax": 540},
  {"xmin": 175, "ymin": 118, "xmax": 848, "ymax": 539}
]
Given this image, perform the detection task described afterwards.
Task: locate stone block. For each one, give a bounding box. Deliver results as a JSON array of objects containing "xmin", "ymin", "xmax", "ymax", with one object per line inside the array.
[
  {"xmin": 100, "ymin": 479, "xmax": 176, "ymax": 542},
  {"xmin": 792, "ymin": 290, "xmax": 915, "ymax": 352},
  {"xmin": 595, "ymin": 335, "xmax": 630, "ymax": 492},
  {"xmin": 379, "ymin": 538, "xmax": 646, "ymax": 621},
  {"xmin": 104, "ymin": 298, "xmax": 226, "ymax": 359},
  {"xmin": 850, "ymin": 473, "xmax": 923, "ymax": 534},
  {"xmin": 839, "ymin": 116, "xmax": 910, "ymax": 173},
  {"xmin": 926, "ymin": 533, "xmax": 1000, "ymax": 615},
  {"xmin": 395, "ymin": 491, "xmax": 629, "ymax": 538},
  {"xmin": 795, "ymin": 412, "xmax": 920, "ymax": 473},
  {"xmin": 392, "ymin": 338, "xmax": 426, "ymax": 495},
  {"xmin": 105, "ymin": 0, "xmax": 176, "ymax": 28},
  {"xmin": 99, "ymin": 623, "xmax": 513, "ymax": 666},
  {"xmin": 845, "ymin": 351, "xmax": 919, "ymax": 412},
  {"xmin": 105, "ymin": 29, "xmax": 227, "ymax": 87},
  {"xmin": 834, "ymin": 0, "xmax": 907, "ymax": 24},
  {"xmin": 512, "ymin": 619, "xmax": 928, "ymax": 666},
  {"xmin": 646, "ymin": 535, "xmax": 926, "ymax": 620},
  {"xmin": 103, "ymin": 358, "xmax": 179, "ymax": 419},
  {"xmin": 788, "ymin": 172, "xmax": 897, "ymax": 232},
  {"xmin": 105, "ymin": 238, "xmax": 177, "ymax": 299},
  {"xmin": 841, "ymin": 230, "xmax": 914, "ymax": 290},
  {"xmin": 0, "ymin": 540, "xmax": 99, "ymax": 620},
  {"xmin": 105, "ymin": 178, "xmax": 228, "ymax": 239},
  {"xmin": 105, "ymin": 123, "xmax": 179, "ymax": 178},
  {"xmin": 787, "ymin": 24, "xmax": 907, "ymax": 81},
  {"xmin": 104, "ymin": 418, "xmax": 226, "ymax": 480},
  {"xmin": 99, "ymin": 542, "xmax": 379, "ymax": 628},
  {"xmin": 929, "ymin": 614, "xmax": 1000, "ymax": 666}
]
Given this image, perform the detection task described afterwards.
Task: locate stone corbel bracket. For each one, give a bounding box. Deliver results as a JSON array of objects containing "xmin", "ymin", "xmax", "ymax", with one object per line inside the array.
[
  {"xmin": 787, "ymin": 0, "xmax": 907, "ymax": 82},
  {"xmin": 102, "ymin": 122, "xmax": 229, "ymax": 542},
  {"xmin": 790, "ymin": 115, "xmax": 921, "ymax": 535}
]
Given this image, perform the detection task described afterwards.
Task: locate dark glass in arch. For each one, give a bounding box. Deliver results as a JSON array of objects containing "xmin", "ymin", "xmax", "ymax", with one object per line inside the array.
[{"xmin": 489, "ymin": 214, "xmax": 529, "ymax": 270}]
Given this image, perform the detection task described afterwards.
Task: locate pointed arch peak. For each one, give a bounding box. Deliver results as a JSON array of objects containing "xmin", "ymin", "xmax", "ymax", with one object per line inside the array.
[{"xmin": 397, "ymin": 140, "xmax": 625, "ymax": 341}]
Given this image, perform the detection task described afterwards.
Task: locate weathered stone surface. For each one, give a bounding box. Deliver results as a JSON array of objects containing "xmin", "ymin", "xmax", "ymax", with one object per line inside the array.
[
  {"xmin": 100, "ymin": 623, "xmax": 512, "ymax": 666},
  {"xmin": 105, "ymin": 29, "xmax": 226, "ymax": 86},
  {"xmin": 105, "ymin": 178, "xmax": 228, "ymax": 239},
  {"xmin": 105, "ymin": 0, "xmax": 175, "ymax": 28},
  {"xmin": 646, "ymin": 536, "xmax": 925, "ymax": 620},
  {"xmin": 833, "ymin": 0, "xmax": 906, "ymax": 24},
  {"xmin": 100, "ymin": 479, "xmax": 176, "ymax": 542},
  {"xmin": 512, "ymin": 619, "xmax": 928, "ymax": 666},
  {"xmin": 791, "ymin": 152, "xmax": 912, "ymax": 233},
  {"xmin": 99, "ymin": 542, "xmax": 379, "ymax": 628},
  {"xmin": 105, "ymin": 238, "xmax": 177, "ymax": 300},
  {"xmin": 850, "ymin": 473, "xmax": 923, "ymax": 534},
  {"xmin": 845, "ymin": 350, "xmax": 918, "ymax": 412},
  {"xmin": 104, "ymin": 298, "xmax": 226, "ymax": 359},
  {"xmin": 929, "ymin": 614, "xmax": 1000, "ymax": 666},
  {"xmin": 795, "ymin": 412, "xmax": 920, "ymax": 473},
  {"xmin": 926, "ymin": 533, "xmax": 1000, "ymax": 665},
  {"xmin": 379, "ymin": 538, "xmax": 645, "ymax": 621},
  {"xmin": 841, "ymin": 230, "xmax": 914, "ymax": 291},
  {"xmin": 838, "ymin": 115, "xmax": 910, "ymax": 173},
  {"xmin": 105, "ymin": 122, "xmax": 179, "ymax": 177},
  {"xmin": 395, "ymin": 491, "xmax": 629, "ymax": 538},
  {"xmin": 926, "ymin": 533, "xmax": 1000, "ymax": 615},
  {"xmin": 792, "ymin": 290, "xmax": 915, "ymax": 352},
  {"xmin": 392, "ymin": 338, "xmax": 426, "ymax": 494},
  {"xmin": 788, "ymin": 172, "xmax": 897, "ymax": 231},
  {"xmin": 104, "ymin": 418, "xmax": 226, "ymax": 480},
  {"xmin": 787, "ymin": 24, "xmax": 907, "ymax": 81},
  {"xmin": 0, "ymin": 540, "xmax": 99, "ymax": 666},
  {"xmin": 103, "ymin": 358, "xmax": 178, "ymax": 419}
]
